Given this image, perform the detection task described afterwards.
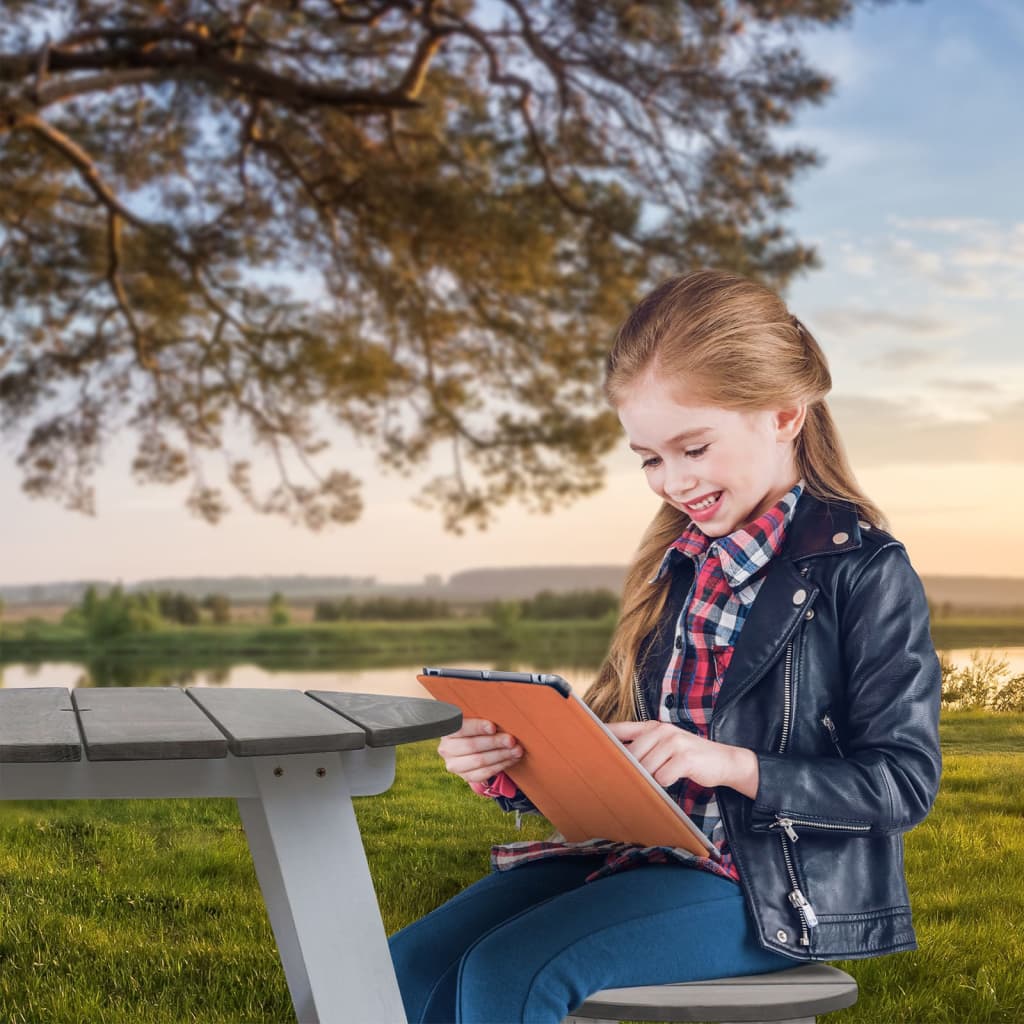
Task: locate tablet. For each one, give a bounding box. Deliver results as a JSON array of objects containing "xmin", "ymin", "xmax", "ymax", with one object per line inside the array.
[{"xmin": 417, "ymin": 666, "xmax": 718, "ymax": 858}]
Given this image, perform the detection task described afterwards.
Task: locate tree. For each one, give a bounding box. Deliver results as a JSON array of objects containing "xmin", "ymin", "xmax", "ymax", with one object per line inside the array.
[
  {"xmin": 267, "ymin": 590, "xmax": 290, "ymax": 626},
  {"xmin": 1, "ymin": 1, "xmax": 862, "ymax": 532},
  {"xmin": 202, "ymin": 592, "xmax": 232, "ymax": 624}
]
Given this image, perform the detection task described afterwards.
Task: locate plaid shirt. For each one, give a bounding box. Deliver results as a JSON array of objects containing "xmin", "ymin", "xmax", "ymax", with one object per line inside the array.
[{"xmin": 485, "ymin": 480, "xmax": 805, "ymax": 885}]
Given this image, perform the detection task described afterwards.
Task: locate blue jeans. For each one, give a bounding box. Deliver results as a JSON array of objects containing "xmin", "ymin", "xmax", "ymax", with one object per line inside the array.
[{"xmin": 388, "ymin": 857, "xmax": 793, "ymax": 1023}]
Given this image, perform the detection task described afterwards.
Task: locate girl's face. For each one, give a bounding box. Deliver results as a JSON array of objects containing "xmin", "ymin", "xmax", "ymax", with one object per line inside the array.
[{"xmin": 617, "ymin": 371, "xmax": 806, "ymax": 537}]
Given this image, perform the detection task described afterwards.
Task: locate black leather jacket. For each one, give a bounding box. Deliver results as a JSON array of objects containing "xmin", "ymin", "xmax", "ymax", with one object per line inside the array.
[{"xmin": 637, "ymin": 491, "xmax": 942, "ymax": 960}]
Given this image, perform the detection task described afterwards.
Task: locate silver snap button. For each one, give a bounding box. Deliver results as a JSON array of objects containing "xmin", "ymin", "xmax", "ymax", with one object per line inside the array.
[
  {"xmin": 832, "ymin": 531, "xmax": 849, "ymax": 545},
  {"xmin": 857, "ymin": 519, "xmax": 871, "ymax": 530},
  {"xmin": 805, "ymin": 608, "xmax": 815, "ymax": 620},
  {"xmin": 776, "ymin": 929, "xmax": 789, "ymax": 943},
  {"xmin": 792, "ymin": 588, "xmax": 807, "ymax": 605}
]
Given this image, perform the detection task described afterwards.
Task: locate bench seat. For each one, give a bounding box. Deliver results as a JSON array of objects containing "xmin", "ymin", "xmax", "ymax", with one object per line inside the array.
[{"xmin": 562, "ymin": 963, "xmax": 857, "ymax": 1024}]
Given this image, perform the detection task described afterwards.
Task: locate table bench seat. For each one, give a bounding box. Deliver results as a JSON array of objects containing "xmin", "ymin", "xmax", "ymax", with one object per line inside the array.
[{"xmin": 562, "ymin": 963, "xmax": 858, "ymax": 1024}]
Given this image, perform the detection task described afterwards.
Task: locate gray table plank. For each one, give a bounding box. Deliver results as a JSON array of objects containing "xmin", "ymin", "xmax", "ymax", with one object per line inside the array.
[
  {"xmin": 307, "ymin": 692, "xmax": 462, "ymax": 747},
  {"xmin": 0, "ymin": 688, "xmax": 82, "ymax": 763},
  {"xmin": 72, "ymin": 688, "xmax": 228, "ymax": 761},
  {"xmin": 186, "ymin": 688, "xmax": 367, "ymax": 756}
]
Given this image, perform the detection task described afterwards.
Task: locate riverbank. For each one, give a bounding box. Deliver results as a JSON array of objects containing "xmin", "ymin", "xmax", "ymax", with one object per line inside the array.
[{"xmin": 1, "ymin": 615, "xmax": 1021, "ymax": 665}]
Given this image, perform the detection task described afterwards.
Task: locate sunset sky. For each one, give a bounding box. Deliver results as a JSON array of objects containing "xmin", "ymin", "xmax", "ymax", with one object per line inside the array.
[{"xmin": 4, "ymin": 0, "xmax": 1022, "ymax": 587}]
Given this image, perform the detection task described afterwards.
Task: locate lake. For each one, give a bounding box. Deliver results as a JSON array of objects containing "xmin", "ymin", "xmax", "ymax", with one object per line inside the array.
[{"xmin": 3, "ymin": 647, "xmax": 1022, "ymax": 697}]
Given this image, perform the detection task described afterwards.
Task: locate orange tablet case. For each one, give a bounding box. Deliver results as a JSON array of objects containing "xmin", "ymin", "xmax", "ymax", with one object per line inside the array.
[{"xmin": 417, "ymin": 667, "xmax": 717, "ymax": 858}]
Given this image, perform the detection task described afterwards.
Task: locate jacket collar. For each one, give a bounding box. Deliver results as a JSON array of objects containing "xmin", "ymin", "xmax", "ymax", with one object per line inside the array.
[
  {"xmin": 711, "ymin": 491, "xmax": 865, "ymax": 720},
  {"xmin": 781, "ymin": 490, "xmax": 864, "ymax": 562}
]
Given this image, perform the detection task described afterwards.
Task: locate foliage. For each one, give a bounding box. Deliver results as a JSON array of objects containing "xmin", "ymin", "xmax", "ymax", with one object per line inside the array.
[
  {"xmin": 485, "ymin": 599, "xmax": 523, "ymax": 635},
  {"xmin": 940, "ymin": 651, "xmax": 1024, "ymax": 713},
  {"xmin": 62, "ymin": 585, "xmax": 214, "ymax": 633},
  {"xmin": 267, "ymin": 590, "xmax": 290, "ymax": 627},
  {"xmin": 201, "ymin": 592, "xmax": 232, "ymax": 624},
  {"xmin": 0, "ymin": 0, "xmax": 880, "ymax": 530},
  {"xmin": 313, "ymin": 595, "xmax": 452, "ymax": 621},
  {"xmin": 63, "ymin": 584, "xmax": 162, "ymax": 640},
  {"xmin": 152, "ymin": 590, "xmax": 202, "ymax": 625},
  {"xmin": 519, "ymin": 588, "xmax": 619, "ymax": 620}
]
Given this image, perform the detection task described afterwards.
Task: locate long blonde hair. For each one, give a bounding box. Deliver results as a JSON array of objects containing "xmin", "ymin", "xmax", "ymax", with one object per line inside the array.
[{"xmin": 584, "ymin": 269, "xmax": 888, "ymax": 721}]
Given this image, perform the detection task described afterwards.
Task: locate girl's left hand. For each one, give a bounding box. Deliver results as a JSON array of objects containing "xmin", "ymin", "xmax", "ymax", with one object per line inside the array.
[{"xmin": 606, "ymin": 721, "xmax": 759, "ymax": 798}]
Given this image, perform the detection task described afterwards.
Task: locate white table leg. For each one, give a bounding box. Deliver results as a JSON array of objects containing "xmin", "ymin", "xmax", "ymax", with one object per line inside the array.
[{"xmin": 238, "ymin": 751, "xmax": 407, "ymax": 1024}]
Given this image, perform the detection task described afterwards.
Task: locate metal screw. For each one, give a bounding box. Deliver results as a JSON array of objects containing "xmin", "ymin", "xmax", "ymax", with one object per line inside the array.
[
  {"xmin": 316, "ymin": 767, "xmax": 327, "ymax": 778},
  {"xmin": 273, "ymin": 766, "xmax": 284, "ymax": 777}
]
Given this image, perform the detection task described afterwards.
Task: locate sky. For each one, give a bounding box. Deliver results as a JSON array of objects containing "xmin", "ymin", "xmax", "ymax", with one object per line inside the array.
[{"xmin": 4, "ymin": 0, "xmax": 1023, "ymax": 586}]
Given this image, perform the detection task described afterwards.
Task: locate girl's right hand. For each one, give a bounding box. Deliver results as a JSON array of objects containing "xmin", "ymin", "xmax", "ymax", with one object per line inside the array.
[{"xmin": 437, "ymin": 718, "xmax": 523, "ymax": 785}]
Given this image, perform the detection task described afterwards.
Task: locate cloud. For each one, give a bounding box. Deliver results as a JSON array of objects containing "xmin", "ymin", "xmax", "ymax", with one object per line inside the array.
[
  {"xmin": 839, "ymin": 243, "xmax": 876, "ymax": 277},
  {"xmin": 863, "ymin": 347, "xmax": 946, "ymax": 370},
  {"xmin": 928, "ymin": 378, "xmax": 1001, "ymax": 394},
  {"xmin": 812, "ymin": 306, "xmax": 962, "ymax": 340},
  {"xmin": 888, "ymin": 216, "xmax": 992, "ymax": 235},
  {"xmin": 882, "ymin": 217, "xmax": 1024, "ymax": 293},
  {"xmin": 829, "ymin": 394, "xmax": 1024, "ymax": 466},
  {"xmin": 885, "ymin": 238, "xmax": 943, "ymax": 277}
]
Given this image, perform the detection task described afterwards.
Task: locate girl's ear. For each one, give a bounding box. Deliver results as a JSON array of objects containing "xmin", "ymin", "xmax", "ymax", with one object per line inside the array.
[{"xmin": 775, "ymin": 403, "xmax": 807, "ymax": 442}]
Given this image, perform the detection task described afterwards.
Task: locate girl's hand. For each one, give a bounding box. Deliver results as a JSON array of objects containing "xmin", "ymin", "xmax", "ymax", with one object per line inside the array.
[
  {"xmin": 437, "ymin": 717, "xmax": 523, "ymax": 785},
  {"xmin": 607, "ymin": 721, "xmax": 759, "ymax": 798}
]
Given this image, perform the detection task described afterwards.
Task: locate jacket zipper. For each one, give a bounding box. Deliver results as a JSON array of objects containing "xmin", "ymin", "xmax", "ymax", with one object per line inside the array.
[
  {"xmin": 822, "ymin": 712, "xmax": 844, "ymax": 758},
  {"xmin": 777, "ymin": 565, "xmax": 816, "ymax": 947},
  {"xmin": 633, "ymin": 669, "xmax": 651, "ymax": 722},
  {"xmin": 771, "ymin": 815, "xmax": 870, "ymax": 838}
]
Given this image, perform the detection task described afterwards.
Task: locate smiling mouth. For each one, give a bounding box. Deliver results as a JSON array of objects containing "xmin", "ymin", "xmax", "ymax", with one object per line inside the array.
[{"xmin": 685, "ymin": 491, "xmax": 722, "ymax": 511}]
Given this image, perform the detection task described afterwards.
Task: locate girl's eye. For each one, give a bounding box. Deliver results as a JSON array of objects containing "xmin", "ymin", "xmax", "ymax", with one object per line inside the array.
[{"xmin": 640, "ymin": 444, "xmax": 709, "ymax": 469}]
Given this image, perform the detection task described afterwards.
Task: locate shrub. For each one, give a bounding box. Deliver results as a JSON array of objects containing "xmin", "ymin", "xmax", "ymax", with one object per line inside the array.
[
  {"xmin": 940, "ymin": 650, "xmax": 1024, "ymax": 712},
  {"xmin": 314, "ymin": 597, "xmax": 453, "ymax": 621},
  {"xmin": 519, "ymin": 589, "xmax": 620, "ymax": 620}
]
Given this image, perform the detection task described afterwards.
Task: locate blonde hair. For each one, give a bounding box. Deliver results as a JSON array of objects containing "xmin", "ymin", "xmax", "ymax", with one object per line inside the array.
[{"xmin": 584, "ymin": 268, "xmax": 888, "ymax": 721}]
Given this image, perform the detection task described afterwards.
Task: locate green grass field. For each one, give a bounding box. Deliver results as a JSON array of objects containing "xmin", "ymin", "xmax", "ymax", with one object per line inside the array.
[{"xmin": 0, "ymin": 711, "xmax": 1020, "ymax": 1023}]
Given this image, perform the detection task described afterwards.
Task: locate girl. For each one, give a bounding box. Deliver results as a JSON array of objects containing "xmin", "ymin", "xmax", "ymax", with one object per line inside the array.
[{"xmin": 389, "ymin": 269, "xmax": 943, "ymax": 1023}]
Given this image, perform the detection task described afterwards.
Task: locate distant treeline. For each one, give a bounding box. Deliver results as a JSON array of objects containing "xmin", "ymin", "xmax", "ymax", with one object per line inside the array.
[
  {"xmin": 45, "ymin": 586, "xmax": 621, "ymax": 637},
  {"xmin": 60, "ymin": 586, "xmax": 235, "ymax": 639},
  {"xmin": 313, "ymin": 589, "xmax": 619, "ymax": 623}
]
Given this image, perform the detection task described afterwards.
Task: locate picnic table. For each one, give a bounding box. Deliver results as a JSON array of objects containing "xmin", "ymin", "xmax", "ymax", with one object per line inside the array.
[{"xmin": 0, "ymin": 685, "xmax": 462, "ymax": 1024}]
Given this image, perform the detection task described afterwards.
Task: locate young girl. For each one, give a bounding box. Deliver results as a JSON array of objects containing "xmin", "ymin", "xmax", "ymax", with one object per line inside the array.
[{"xmin": 389, "ymin": 269, "xmax": 943, "ymax": 1024}]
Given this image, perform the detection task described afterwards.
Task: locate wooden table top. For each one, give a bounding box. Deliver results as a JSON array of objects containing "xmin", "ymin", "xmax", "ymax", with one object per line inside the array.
[{"xmin": 0, "ymin": 687, "xmax": 462, "ymax": 763}]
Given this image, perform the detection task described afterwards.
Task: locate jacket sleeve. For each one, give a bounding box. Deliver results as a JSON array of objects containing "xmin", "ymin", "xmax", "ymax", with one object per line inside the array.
[{"xmin": 749, "ymin": 542, "xmax": 942, "ymax": 835}]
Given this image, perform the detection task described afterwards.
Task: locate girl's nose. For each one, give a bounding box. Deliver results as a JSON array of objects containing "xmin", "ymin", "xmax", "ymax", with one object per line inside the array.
[{"xmin": 663, "ymin": 462, "xmax": 698, "ymax": 501}]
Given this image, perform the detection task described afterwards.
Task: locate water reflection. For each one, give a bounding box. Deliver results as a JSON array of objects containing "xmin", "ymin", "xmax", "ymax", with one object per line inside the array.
[{"xmin": 3, "ymin": 649, "xmax": 1023, "ymax": 697}]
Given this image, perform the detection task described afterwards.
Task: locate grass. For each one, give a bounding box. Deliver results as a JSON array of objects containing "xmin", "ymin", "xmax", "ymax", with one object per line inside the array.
[{"xmin": 0, "ymin": 712, "xmax": 1021, "ymax": 1022}]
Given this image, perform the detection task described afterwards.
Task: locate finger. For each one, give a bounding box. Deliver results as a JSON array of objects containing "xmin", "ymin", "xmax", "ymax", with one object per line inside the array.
[
  {"xmin": 462, "ymin": 758, "xmax": 522, "ymax": 784},
  {"xmin": 444, "ymin": 744, "xmax": 523, "ymax": 775},
  {"xmin": 620, "ymin": 728, "xmax": 665, "ymax": 764},
  {"xmin": 454, "ymin": 718, "xmax": 498, "ymax": 737},
  {"xmin": 652, "ymin": 757, "xmax": 686, "ymax": 787},
  {"xmin": 606, "ymin": 721, "xmax": 651, "ymax": 742},
  {"xmin": 438, "ymin": 731, "xmax": 520, "ymax": 758}
]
